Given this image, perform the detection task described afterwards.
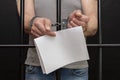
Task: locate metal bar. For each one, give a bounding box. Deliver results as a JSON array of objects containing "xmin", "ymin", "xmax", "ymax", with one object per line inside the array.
[
  {"xmin": 0, "ymin": 45, "xmax": 34, "ymax": 48},
  {"xmin": 56, "ymin": 0, "xmax": 61, "ymax": 80},
  {"xmin": 87, "ymin": 44, "xmax": 120, "ymax": 47},
  {"xmin": 20, "ymin": 0, "xmax": 25, "ymax": 80},
  {"xmin": 1, "ymin": 44, "xmax": 120, "ymax": 48},
  {"xmin": 56, "ymin": 0, "xmax": 61, "ymax": 31},
  {"xmin": 98, "ymin": 0, "xmax": 102, "ymax": 80},
  {"xmin": 20, "ymin": 0, "xmax": 24, "ymax": 43}
]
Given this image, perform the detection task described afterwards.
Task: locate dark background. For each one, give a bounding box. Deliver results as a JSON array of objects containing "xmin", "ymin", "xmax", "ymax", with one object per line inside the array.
[
  {"xmin": 0, "ymin": 0, "xmax": 120, "ymax": 80},
  {"xmin": 0, "ymin": 0, "xmax": 21, "ymax": 80},
  {"xmin": 0, "ymin": 0, "xmax": 27, "ymax": 80},
  {"xmin": 102, "ymin": 0, "xmax": 120, "ymax": 80}
]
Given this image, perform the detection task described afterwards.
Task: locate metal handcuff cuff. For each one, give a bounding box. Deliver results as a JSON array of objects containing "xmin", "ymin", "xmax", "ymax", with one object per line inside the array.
[{"xmin": 29, "ymin": 16, "xmax": 69, "ymax": 30}]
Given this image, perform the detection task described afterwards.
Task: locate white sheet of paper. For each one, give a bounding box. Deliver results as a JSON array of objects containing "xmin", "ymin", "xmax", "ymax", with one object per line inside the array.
[{"xmin": 34, "ymin": 26, "xmax": 89, "ymax": 74}]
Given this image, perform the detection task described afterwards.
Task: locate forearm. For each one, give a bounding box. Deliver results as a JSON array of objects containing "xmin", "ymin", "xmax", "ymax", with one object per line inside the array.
[
  {"xmin": 24, "ymin": 0, "xmax": 35, "ymax": 33},
  {"xmin": 17, "ymin": 0, "xmax": 35, "ymax": 34},
  {"xmin": 84, "ymin": 15, "xmax": 98, "ymax": 37},
  {"xmin": 16, "ymin": 0, "xmax": 20, "ymax": 15},
  {"xmin": 82, "ymin": 0, "xmax": 98, "ymax": 37}
]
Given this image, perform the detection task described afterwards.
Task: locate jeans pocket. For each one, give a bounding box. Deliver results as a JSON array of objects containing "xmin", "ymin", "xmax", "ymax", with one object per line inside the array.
[
  {"xmin": 26, "ymin": 65, "xmax": 36, "ymax": 74},
  {"xmin": 71, "ymin": 68, "xmax": 88, "ymax": 77}
]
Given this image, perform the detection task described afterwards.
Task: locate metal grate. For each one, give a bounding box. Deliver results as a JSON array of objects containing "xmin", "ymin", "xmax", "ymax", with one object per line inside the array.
[{"xmin": 0, "ymin": 0, "xmax": 120, "ymax": 80}]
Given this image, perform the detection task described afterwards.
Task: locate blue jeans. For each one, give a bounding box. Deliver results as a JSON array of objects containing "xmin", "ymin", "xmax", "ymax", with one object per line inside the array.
[{"xmin": 25, "ymin": 65, "xmax": 88, "ymax": 80}]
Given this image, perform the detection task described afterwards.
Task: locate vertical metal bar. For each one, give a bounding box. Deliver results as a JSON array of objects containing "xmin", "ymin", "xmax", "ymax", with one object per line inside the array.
[
  {"xmin": 99, "ymin": 0, "xmax": 102, "ymax": 80},
  {"xmin": 20, "ymin": 0, "xmax": 24, "ymax": 43},
  {"xmin": 20, "ymin": 0, "xmax": 25, "ymax": 80},
  {"xmin": 56, "ymin": 0, "xmax": 61, "ymax": 31},
  {"xmin": 56, "ymin": 0, "xmax": 61, "ymax": 80}
]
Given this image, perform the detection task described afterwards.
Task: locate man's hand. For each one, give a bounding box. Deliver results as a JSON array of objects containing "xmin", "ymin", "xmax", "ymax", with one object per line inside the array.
[
  {"xmin": 30, "ymin": 18, "xmax": 56, "ymax": 38},
  {"xmin": 68, "ymin": 10, "xmax": 89, "ymax": 31}
]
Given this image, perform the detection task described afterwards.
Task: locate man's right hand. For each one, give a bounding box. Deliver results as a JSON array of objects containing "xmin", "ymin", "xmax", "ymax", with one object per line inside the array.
[{"xmin": 30, "ymin": 18, "xmax": 56, "ymax": 38}]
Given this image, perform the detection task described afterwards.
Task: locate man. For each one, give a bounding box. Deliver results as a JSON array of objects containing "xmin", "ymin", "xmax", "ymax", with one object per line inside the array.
[{"xmin": 17, "ymin": 0, "xmax": 97, "ymax": 80}]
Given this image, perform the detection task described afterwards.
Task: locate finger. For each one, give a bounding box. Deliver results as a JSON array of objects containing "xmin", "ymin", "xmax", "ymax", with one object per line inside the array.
[
  {"xmin": 43, "ymin": 19, "xmax": 56, "ymax": 36},
  {"xmin": 67, "ymin": 23, "xmax": 72, "ymax": 28},
  {"xmin": 30, "ymin": 30, "xmax": 40, "ymax": 38},
  {"xmin": 69, "ymin": 10, "xmax": 77, "ymax": 20},
  {"xmin": 31, "ymin": 25, "xmax": 44, "ymax": 36},
  {"xmin": 69, "ymin": 21, "xmax": 78, "ymax": 27},
  {"xmin": 73, "ymin": 20, "xmax": 87, "ymax": 32},
  {"xmin": 34, "ymin": 21, "xmax": 46, "ymax": 33},
  {"xmin": 44, "ymin": 19, "xmax": 51, "ymax": 31},
  {"xmin": 72, "ymin": 18, "xmax": 86, "ymax": 27},
  {"xmin": 75, "ymin": 10, "xmax": 82, "ymax": 18},
  {"xmin": 46, "ymin": 31, "xmax": 56, "ymax": 36}
]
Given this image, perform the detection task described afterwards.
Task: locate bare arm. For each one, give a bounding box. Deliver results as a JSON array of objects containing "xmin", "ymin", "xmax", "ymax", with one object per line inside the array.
[
  {"xmin": 82, "ymin": 0, "xmax": 98, "ymax": 36},
  {"xmin": 17, "ymin": 0, "xmax": 55, "ymax": 37},
  {"xmin": 68, "ymin": 0, "xmax": 98, "ymax": 37},
  {"xmin": 17, "ymin": 0, "xmax": 35, "ymax": 33}
]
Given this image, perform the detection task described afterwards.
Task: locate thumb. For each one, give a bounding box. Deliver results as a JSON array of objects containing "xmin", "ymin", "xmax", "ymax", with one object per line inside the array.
[
  {"xmin": 69, "ymin": 10, "xmax": 77, "ymax": 20},
  {"xmin": 44, "ymin": 19, "xmax": 51, "ymax": 31},
  {"xmin": 75, "ymin": 10, "xmax": 82, "ymax": 18}
]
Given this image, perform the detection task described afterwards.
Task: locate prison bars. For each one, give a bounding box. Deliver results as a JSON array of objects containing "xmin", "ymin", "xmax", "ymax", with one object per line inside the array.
[{"xmin": 0, "ymin": 0, "xmax": 119, "ymax": 80}]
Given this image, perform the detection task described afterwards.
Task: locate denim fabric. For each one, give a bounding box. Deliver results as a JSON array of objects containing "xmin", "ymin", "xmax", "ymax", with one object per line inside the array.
[{"xmin": 25, "ymin": 65, "xmax": 88, "ymax": 80}]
